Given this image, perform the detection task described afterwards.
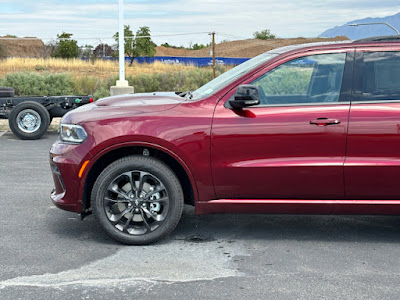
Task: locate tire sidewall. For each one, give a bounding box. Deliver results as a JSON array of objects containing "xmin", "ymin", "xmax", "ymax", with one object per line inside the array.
[
  {"xmin": 8, "ymin": 101, "xmax": 50, "ymax": 140},
  {"xmin": 91, "ymin": 156, "xmax": 184, "ymax": 245}
]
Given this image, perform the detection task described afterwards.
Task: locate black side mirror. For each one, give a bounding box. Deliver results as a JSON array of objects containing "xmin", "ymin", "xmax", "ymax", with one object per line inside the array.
[{"xmin": 228, "ymin": 85, "xmax": 260, "ymax": 109}]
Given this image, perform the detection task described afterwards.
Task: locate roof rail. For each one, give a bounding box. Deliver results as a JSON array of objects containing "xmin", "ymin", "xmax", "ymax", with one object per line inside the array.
[{"xmin": 354, "ymin": 35, "xmax": 400, "ymax": 42}]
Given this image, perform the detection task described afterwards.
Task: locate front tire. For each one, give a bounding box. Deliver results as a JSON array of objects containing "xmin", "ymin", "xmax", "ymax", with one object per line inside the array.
[
  {"xmin": 8, "ymin": 101, "xmax": 50, "ymax": 140},
  {"xmin": 91, "ymin": 155, "xmax": 184, "ymax": 245}
]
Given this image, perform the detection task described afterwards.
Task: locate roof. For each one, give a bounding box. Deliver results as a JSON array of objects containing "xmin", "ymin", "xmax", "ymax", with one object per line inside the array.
[
  {"xmin": 268, "ymin": 41, "xmax": 352, "ymax": 54},
  {"xmin": 268, "ymin": 36, "xmax": 400, "ymax": 56}
]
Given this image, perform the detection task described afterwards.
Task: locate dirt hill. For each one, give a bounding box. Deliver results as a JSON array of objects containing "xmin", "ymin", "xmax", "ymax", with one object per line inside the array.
[
  {"xmin": 1, "ymin": 36, "xmax": 349, "ymax": 58},
  {"xmin": 156, "ymin": 36, "xmax": 349, "ymax": 58},
  {"xmin": 0, "ymin": 37, "xmax": 47, "ymax": 57}
]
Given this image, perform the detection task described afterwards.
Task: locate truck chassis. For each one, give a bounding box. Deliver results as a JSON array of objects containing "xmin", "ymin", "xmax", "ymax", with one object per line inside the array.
[{"xmin": 0, "ymin": 87, "xmax": 92, "ymax": 140}]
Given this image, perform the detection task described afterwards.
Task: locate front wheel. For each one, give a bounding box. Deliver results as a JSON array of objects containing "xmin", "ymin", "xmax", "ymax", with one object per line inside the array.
[
  {"xmin": 8, "ymin": 101, "xmax": 50, "ymax": 140},
  {"xmin": 91, "ymin": 155, "xmax": 184, "ymax": 245}
]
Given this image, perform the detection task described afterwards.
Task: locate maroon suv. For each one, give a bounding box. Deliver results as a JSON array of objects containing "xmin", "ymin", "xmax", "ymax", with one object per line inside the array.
[{"xmin": 50, "ymin": 36, "xmax": 400, "ymax": 245}]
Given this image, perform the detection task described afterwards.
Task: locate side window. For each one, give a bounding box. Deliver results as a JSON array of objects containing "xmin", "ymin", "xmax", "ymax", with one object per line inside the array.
[
  {"xmin": 251, "ymin": 53, "xmax": 346, "ymax": 105},
  {"xmin": 361, "ymin": 52, "xmax": 400, "ymax": 101}
]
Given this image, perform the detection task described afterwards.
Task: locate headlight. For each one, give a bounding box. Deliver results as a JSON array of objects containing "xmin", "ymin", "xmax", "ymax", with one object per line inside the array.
[{"xmin": 59, "ymin": 124, "xmax": 87, "ymax": 144}]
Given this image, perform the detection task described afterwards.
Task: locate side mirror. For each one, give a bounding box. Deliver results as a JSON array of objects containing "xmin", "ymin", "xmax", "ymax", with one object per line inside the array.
[{"xmin": 228, "ymin": 85, "xmax": 260, "ymax": 109}]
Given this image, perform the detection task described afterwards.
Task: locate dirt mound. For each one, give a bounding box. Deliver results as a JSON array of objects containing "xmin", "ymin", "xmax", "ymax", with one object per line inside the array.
[
  {"xmin": 156, "ymin": 36, "xmax": 349, "ymax": 58},
  {"xmin": 0, "ymin": 37, "xmax": 47, "ymax": 57}
]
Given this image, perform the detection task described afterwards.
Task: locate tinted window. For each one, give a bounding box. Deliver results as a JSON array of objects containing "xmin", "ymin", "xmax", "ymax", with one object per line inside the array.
[
  {"xmin": 251, "ymin": 53, "xmax": 346, "ymax": 105},
  {"xmin": 362, "ymin": 52, "xmax": 400, "ymax": 101}
]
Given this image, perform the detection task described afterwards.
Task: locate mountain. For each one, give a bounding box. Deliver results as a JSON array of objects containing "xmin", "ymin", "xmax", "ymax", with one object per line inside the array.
[{"xmin": 319, "ymin": 12, "xmax": 400, "ymax": 40}]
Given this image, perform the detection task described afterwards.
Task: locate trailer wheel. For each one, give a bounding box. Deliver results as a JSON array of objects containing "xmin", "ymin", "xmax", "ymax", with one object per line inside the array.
[
  {"xmin": 9, "ymin": 101, "xmax": 50, "ymax": 140},
  {"xmin": 0, "ymin": 87, "xmax": 15, "ymax": 98}
]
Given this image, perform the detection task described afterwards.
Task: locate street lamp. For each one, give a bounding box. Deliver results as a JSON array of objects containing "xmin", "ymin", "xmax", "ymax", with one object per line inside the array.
[
  {"xmin": 110, "ymin": 0, "xmax": 134, "ymax": 95},
  {"xmin": 117, "ymin": 0, "xmax": 127, "ymax": 86},
  {"xmin": 349, "ymin": 22, "xmax": 400, "ymax": 36}
]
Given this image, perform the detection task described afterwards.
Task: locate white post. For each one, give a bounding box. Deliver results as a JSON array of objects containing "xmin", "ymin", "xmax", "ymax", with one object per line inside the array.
[
  {"xmin": 117, "ymin": 0, "xmax": 126, "ymax": 86},
  {"xmin": 111, "ymin": 0, "xmax": 133, "ymax": 95}
]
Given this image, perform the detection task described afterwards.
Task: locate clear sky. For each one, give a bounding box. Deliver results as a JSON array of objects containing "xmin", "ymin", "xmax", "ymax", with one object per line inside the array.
[{"xmin": 0, "ymin": 0, "xmax": 399, "ymax": 46}]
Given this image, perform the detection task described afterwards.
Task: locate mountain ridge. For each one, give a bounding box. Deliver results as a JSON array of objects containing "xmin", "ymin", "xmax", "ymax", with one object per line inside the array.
[{"xmin": 320, "ymin": 12, "xmax": 400, "ymax": 39}]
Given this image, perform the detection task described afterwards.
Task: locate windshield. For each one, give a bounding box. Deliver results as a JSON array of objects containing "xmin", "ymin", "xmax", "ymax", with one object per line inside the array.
[{"xmin": 191, "ymin": 52, "xmax": 278, "ymax": 100}]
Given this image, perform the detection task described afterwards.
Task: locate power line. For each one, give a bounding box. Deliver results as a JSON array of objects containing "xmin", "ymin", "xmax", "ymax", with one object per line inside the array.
[
  {"xmin": 0, "ymin": 32, "xmax": 214, "ymax": 41},
  {"xmin": 215, "ymin": 32, "xmax": 249, "ymax": 40}
]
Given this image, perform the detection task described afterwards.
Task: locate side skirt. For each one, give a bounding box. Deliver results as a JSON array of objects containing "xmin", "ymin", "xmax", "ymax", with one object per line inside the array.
[{"xmin": 195, "ymin": 199, "xmax": 400, "ymax": 215}]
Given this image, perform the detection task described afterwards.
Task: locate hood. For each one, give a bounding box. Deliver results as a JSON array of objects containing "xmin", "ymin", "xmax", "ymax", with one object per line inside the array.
[
  {"xmin": 95, "ymin": 92, "xmax": 184, "ymax": 109},
  {"xmin": 62, "ymin": 92, "xmax": 185, "ymax": 125}
]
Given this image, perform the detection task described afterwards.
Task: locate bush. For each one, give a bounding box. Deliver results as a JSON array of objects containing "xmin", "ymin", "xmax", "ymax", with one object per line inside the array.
[
  {"xmin": 0, "ymin": 66, "xmax": 229, "ymax": 99},
  {"xmin": 253, "ymin": 29, "xmax": 276, "ymax": 40},
  {"xmin": 3, "ymin": 72, "xmax": 74, "ymax": 96}
]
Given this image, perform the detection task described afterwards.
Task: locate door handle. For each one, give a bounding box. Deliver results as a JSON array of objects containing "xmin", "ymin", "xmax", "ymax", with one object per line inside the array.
[{"xmin": 310, "ymin": 118, "xmax": 341, "ymax": 126}]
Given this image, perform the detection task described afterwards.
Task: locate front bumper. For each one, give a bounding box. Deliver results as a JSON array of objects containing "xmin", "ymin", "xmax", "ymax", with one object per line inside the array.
[{"xmin": 49, "ymin": 139, "xmax": 91, "ymax": 213}]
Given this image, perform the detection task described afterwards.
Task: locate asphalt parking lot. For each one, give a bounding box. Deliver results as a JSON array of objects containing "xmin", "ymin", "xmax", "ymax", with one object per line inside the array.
[{"xmin": 1, "ymin": 129, "xmax": 400, "ymax": 299}]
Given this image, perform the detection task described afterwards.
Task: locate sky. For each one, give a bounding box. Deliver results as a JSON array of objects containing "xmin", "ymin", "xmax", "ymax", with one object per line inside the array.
[{"xmin": 0, "ymin": 0, "xmax": 399, "ymax": 47}]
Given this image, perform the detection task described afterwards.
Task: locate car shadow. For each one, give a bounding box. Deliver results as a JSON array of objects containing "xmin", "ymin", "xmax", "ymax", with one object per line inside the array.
[
  {"xmin": 174, "ymin": 206, "xmax": 400, "ymax": 244},
  {"xmin": 46, "ymin": 205, "xmax": 400, "ymax": 245}
]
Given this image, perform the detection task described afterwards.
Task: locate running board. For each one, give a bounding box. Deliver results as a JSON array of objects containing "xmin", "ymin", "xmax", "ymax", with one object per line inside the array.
[{"xmin": 195, "ymin": 199, "xmax": 400, "ymax": 215}]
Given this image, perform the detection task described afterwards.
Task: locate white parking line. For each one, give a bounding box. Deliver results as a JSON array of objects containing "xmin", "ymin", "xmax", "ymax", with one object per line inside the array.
[{"xmin": 0, "ymin": 131, "xmax": 7, "ymax": 138}]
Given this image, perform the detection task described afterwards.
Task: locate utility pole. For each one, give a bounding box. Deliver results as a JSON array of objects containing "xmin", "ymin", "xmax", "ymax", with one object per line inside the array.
[
  {"xmin": 211, "ymin": 32, "xmax": 216, "ymax": 78},
  {"xmin": 110, "ymin": 0, "xmax": 134, "ymax": 96}
]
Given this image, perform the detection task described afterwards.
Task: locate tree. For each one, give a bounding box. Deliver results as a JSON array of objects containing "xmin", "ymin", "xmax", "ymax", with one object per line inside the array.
[
  {"xmin": 135, "ymin": 26, "xmax": 156, "ymax": 57},
  {"xmin": 51, "ymin": 32, "xmax": 79, "ymax": 58},
  {"xmin": 80, "ymin": 44, "xmax": 94, "ymax": 58},
  {"xmin": 113, "ymin": 25, "xmax": 156, "ymax": 65},
  {"xmin": 113, "ymin": 25, "xmax": 136, "ymax": 65},
  {"xmin": 93, "ymin": 43, "xmax": 115, "ymax": 58},
  {"xmin": 253, "ymin": 29, "xmax": 276, "ymax": 40}
]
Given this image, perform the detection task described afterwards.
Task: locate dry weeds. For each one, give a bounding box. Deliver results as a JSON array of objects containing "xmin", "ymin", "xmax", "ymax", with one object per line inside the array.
[{"xmin": 0, "ymin": 58, "xmax": 197, "ymax": 78}]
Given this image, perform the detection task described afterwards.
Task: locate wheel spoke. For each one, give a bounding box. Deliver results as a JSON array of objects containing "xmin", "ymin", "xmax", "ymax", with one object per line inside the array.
[
  {"xmin": 104, "ymin": 197, "xmax": 129, "ymax": 204},
  {"xmin": 142, "ymin": 207, "xmax": 164, "ymax": 222},
  {"xmin": 109, "ymin": 207, "xmax": 131, "ymax": 224},
  {"xmin": 109, "ymin": 183, "xmax": 130, "ymax": 200},
  {"xmin": 143, "ymin": 196, "xmax": 169, "ymax": 206},
  {"xmin": 140, "ymin": 209, "xmax": 152, "ymax": 232},
  {"xmin": 137, "ymin": 171, "xmax": 147, "ymax": 196},
  {"xmin": 122, "ymin": 214, "xmax": 134, "ymax": 232},
  {"xmin": 123, "ymin": 171, "xmax": 136, "ymax": 194},
  {"xmin": 144, "ymin": 187, "xmax": 166, "ymax": 200}
]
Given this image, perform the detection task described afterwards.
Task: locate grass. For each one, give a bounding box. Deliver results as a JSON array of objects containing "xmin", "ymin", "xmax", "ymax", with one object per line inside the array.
[
  {"xmin": 0, "ymin": 58, "xmax": 230, "ymax": 100},
  {"xmin": 0, "ymin": 57, "xmax": 197, "ymax": 79}
]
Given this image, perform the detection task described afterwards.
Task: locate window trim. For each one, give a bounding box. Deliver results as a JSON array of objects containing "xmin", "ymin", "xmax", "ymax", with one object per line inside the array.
[{"xmin": 246, "ymin": 101, "xmax": 351, "ymax": 108}]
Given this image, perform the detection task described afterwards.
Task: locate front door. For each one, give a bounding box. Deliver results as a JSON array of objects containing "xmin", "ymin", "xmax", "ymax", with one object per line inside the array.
[{"xmin": 211, "ymin": 51, "xmax": 352, "ymax": 200}]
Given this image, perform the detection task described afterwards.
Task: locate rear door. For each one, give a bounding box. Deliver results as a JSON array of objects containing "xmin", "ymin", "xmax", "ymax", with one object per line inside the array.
[
  {"xmin": 345, "ymin": 48, "xmax": 400, "ymax": 199},
  {"xmin": 211, "ymin": 50, "xmax": 353, "ymax": 200}
]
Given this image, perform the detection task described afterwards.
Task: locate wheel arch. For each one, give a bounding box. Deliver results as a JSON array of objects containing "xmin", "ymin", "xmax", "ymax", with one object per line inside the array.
[{"xmin": 81, "ymin": 143, "xmax": 197, "ymax": 217}]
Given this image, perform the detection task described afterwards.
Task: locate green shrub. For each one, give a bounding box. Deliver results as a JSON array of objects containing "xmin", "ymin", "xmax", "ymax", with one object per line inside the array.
[
  {"xmin": 0, "ymin": 66, "xmax": 229, "ymax": 99},
  {"xmin": 3, "ymin": 72, "xmax": 74, "ymax": 96}
]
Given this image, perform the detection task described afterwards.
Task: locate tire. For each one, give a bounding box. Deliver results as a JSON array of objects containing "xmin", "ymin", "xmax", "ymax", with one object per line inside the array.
[
  {"xmin": 8, "ymin": 101, "xmax": 50, "ymax": 140},
  {"xmin": 0, "ymin": 87, "xmax": 15, "ymax": 98},
  {"xmin": 91, "ymin": 155, "xmax": 184, "ymax": 245}
]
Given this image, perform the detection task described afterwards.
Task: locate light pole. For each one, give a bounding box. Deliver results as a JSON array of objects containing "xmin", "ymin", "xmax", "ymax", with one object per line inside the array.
[
  {"xmin": 349, "ymin": 22, "xmax": 400, "ymax": 36},
  {"xmin": 117, "ymin": 0, "xmax": 127, "ymax": 86},
  {"xmin": 110, "ymin": 0, "xmax": 134, "ymax": 95}
]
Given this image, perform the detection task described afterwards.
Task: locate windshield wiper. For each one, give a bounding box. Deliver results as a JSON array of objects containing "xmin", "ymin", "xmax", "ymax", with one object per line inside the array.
[{"xmin": 178, "ymin": 91, "xmax": 193, "ymax": 99}]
